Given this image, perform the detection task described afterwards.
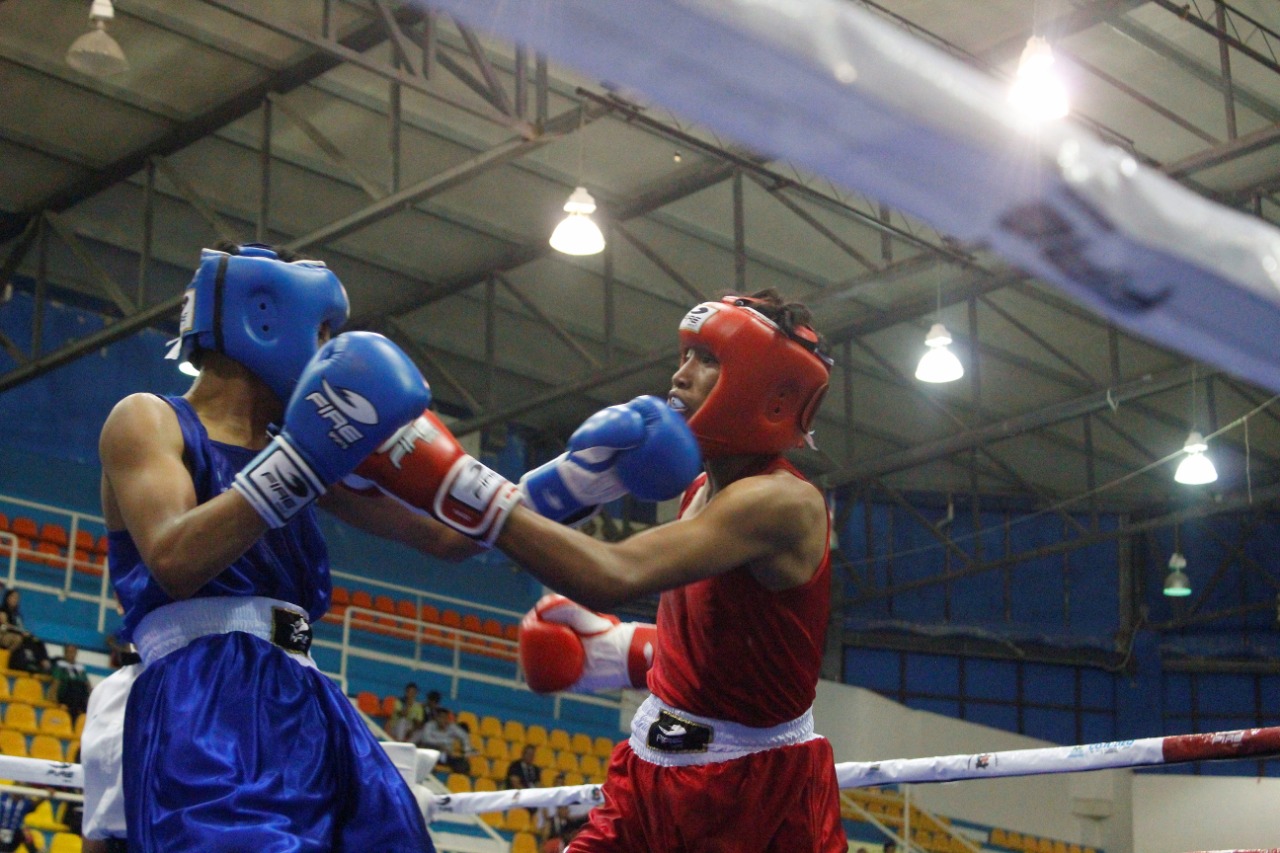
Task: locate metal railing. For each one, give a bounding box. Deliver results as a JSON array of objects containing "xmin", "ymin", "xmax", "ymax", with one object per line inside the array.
[{"xmin": 0, "ymin": 492, "xmax": 624, "ymax": 724}]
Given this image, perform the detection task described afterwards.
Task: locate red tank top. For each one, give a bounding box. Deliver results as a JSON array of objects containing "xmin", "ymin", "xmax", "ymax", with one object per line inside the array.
[{"xmin": 646, "ymin": 458, "xmax": 831, "ymax": 727}]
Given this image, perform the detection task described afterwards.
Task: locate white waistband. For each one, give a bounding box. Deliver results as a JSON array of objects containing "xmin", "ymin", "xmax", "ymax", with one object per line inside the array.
[
  {"xmin": 133, "ymin": 596, "xmax": 316, "ymax": 669},
  {"xmin": 628, "ymin": 694, "xmax": 818, "ymax": 767}
]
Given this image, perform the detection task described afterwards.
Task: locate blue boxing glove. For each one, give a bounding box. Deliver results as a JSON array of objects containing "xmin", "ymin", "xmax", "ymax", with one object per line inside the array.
[
  {"xmin": 234, "ymin": 331, "xmax": 431, "ymax": 527},
  {"xmin": 519, "ymin": 395, "xmax": 702, "ymax": 523}
]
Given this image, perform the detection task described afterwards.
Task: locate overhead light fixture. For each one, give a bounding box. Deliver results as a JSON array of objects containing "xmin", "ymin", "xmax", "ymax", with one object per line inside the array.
[
  {"xmin": 66, "ymin": 0, "xmax": 129, "ymax": 78},
  {"xmin": 1008, "ymin": 36, "xmax": 1068, "ymax": 121},
  {"xmin": 915, "ymin": 323, "xmax": 964, "ymax": 384},
  {"xmin": 178, "ymin": 361, "xmax": 200, "ymax": 378},
  {"xmin": 549, "ymin": 186, "xmax": 605, "ymax": 256},
  {"xmin": 1164, "ymin": 551, "xmax": 1192, "ymax": 597},
  {"xmin": 1174, "ymin": 366, "xmax": 1217, "ymax": 485},
  {"xmin": 1174, "ymin": 431, "xmax": 1218, "ymax": 485}
]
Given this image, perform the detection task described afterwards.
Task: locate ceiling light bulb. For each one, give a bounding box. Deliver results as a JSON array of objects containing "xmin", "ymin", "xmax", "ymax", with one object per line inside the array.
[
  {"xmin": 1173, "ymin": 431, "xmax": 1218, "ymax": 485},
  {"xmin": 550, "ymin": 187, "xmax": 605, "ymax": 256},
  {"xmin": 66, "ymin": 0, "xmax": 128, "ymax": 77},
  {"xmin": 915, "ymin": 323, "xmax": 964, "ymax": 383},
  {"xmin": 1008, "ymin": 36, "xmax": 1068, "ymax": 121},
  {"xmin": 1164, "ymin": 552, "xmax": 1192, "ymax": 597}
]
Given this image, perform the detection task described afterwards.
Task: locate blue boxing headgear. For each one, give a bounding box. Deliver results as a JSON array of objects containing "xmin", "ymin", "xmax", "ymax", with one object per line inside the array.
[{"xmin": 166, "ymin": 244, "xmax": 350, "ymax": 403}]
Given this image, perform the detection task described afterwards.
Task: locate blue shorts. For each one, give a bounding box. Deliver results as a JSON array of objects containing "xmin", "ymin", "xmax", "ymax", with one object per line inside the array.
[{"xmin": 123, "ymin": 631, "xmax": 432, "ymax": 852}]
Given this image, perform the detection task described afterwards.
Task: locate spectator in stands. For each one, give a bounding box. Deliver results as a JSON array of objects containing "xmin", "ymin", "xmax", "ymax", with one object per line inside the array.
[
  {"xmin": 386, "ymin": 682, "xmax": 425, "ymax": 742},
  {"xmin": 883, "ymin": 841, "xmax": 897, "ymax": 853},
  {"xmin": 51, "ymin": 643, "xmax": 91, "ymax": 719},
  {"xmin": 415, "ymin": 706, "xmax": 472, "ymax": 774},
  {"xmin": 537, "ymin": 772, "xmax": 590, "ymax": 853},
  {"xmin": 424, "ymin": 689, "xmax": 443, "ymax": 718},
  {"xmin": 506, "ymin": 744, "xmax": 541, "ymax": 791},
  {"xmin": 0, "ymin": 590, "xmax": 49, "ymax": 673}
]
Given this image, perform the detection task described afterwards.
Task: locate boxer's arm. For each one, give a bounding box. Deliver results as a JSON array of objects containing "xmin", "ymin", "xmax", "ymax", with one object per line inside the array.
[
  {"xmin": 100, "ymin": 393, "xmax": 268, "ymax": 599},
  {"xmin": 318, "ymin": 486, "xmax": 481, "ymax": 562},
  {"xmin": 498, "ymin": 469, "xmax": 827, "ymax": 611}
]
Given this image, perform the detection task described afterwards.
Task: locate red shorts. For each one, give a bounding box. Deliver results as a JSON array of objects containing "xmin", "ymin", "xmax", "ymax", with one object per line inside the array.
[{"xmin": 568, "ymin": 737, "xmax": 846, "ymax": 853}]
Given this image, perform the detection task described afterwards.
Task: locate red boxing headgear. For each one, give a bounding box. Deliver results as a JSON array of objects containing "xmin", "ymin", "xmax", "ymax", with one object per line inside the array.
[{"xmin": 678, "ymin": 296, "xmax": 831, "ymax": 458}]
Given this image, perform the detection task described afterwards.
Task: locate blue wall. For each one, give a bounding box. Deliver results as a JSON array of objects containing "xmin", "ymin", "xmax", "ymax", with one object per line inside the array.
[{"xmin": 834, "ymin": 493, "xmax": 1280, "ymax": 776}]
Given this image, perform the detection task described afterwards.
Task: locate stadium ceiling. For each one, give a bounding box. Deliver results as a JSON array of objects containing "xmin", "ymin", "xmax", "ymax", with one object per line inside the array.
[{"xmin": 3, "ymin": 0, "xmax": 1280, "ymax": 524}]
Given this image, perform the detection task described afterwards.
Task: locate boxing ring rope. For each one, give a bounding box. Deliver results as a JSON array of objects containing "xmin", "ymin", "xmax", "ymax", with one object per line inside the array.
[{"xmin": 5, "ymin": 727, "xmax": 1276, "ymax": 838}]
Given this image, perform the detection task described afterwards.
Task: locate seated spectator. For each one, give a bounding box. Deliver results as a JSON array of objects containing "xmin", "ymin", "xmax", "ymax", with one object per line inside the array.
[
  {"xmin": 0, "ymin": 590, "xmax": 49, "ymax": 673},
  {"xmin": 51, "ymin": 643, "xmax": 92, "ymax": 719},
  {"xmin": 386, "ymin": 682, "xmax": 425, "ymax": 742},
  {"xmin": 414, "ymin": 707, "xmax": 473, "ymax": 774},
  {"xmin": 506, "ymin": 744, "xmax": 541, "ymax": 790},
  {"xmin": 424, "ymin": 689, "xmax": 442, "ymax": 718},
  {"xmin": 538, "ymin": 772, "xmax": 591, "ymax": 853}
]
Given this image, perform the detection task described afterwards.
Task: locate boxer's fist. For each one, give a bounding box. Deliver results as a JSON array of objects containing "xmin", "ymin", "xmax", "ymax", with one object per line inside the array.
[
  {"xmin": 356, "ymin": 410, "xmax": 521, "ymax": 547},
  {"xmin": 519, "ymin": 594, "xmax": 656, "ymax": 693},
  {"xmin": 518, "ymin": 396, "xmax": 701, "ymax": 522},
  {"xmin": 234, "ymin": 332, "xmax": 430, "ymax": 527}
]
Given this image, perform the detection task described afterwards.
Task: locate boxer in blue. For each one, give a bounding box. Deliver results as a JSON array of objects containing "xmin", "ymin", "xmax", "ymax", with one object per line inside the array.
[
  {"xmin": 98, "ymin": 242, "xmax": 472, "ymax": 852},
  {"xmin": 98, "ymin": 242, "xmax": 701, "ymax": 851}
]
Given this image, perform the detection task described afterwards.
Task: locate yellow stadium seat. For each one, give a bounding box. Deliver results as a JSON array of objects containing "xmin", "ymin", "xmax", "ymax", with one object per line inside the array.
[
  {"xmin": 570, "ymin": 732, "xmax": 592, "ymax": 755},
  {"xmin": 593, "ymin": 735, "xmax": 614, "ymax": 758},
  {"xmin": 455, "ymin": 710, "xmax": 479, "ymax": 733},
  {"xmin": 4, "ymin": 703, "xmax": 38, "ymax": 736},
  {"xmin": 534, "ymin": 745, "xmax": 555, "ymax": 767},
  {"xmin": 39, "ymin": 708, "xmax": 72, "ymax": 738},
  {"xmin": 548, "ymin": 728, "xmax": 571, "ymax": 751},
  {"xmin": 0, "ymin": 728, "xmax": 26, "ymax": 756},
  {"xmin": 511, "ymin": 831, "xmax": 539, "ymax": 853},
  {"xmin": 468, "ymin": 756, "xmax": 490, "ymax": 780},
  {"xmin": 480, "ymin": 811, "xmax": 504, "ymax": 828},
  {"xmin": 555, "ymin": 752, "xmax": 579, "ymax": 774},
  {"xmin": 29, "ymin": 735, "xmax": 63, "ymax": 762},
  {"xmin": 563, "ymin": 771, "xmax": 584, "ymax": 787},
  {"xmin": 478, "ymin": 716, "xmax": 503, "ymax": 739},
  {"xmin": 504, "ymin": 807, "xmax": 532, "ymax": 833},
  {"xmin": 473, "ymin": 777, "xmax": 497, "ymax": 793},
  {"xmin": 484, "ymin": 738, "xmax": 508, "ymax": 763},
  {"xmin": 503, "ymin": 719, "xmax": 525, "ymax": 743},
  {"xmin": 50, "ymin": 831, "xmax": 83, "ymax": 853},
  {"xmin": 0, "ymin": 679, "xmax": 10, "ymax": 701},
  {"xmin": 446, "ymin": 773, "xmax": 472, "ymax": 793},
  {"xmin": 539, "ymin": 767, "xmax": 557, "ymax": 786},
  {"xmin": 525, "ymin": 724, "xmax": 547, "ymax": 747},
  {"xmin": 579, "ymin": 755, "xmax": 603, "ymax": 777},
  {"xmin": 0, "ymin": 651, "xmax": 9, "ymax": 675},
  {"xmin": 24, "ymin": 799, "xmax": 68, "ymax": 832},
  {"xmin": 11, "ymin": 678, "xmax": 46, "ymax": 707}
]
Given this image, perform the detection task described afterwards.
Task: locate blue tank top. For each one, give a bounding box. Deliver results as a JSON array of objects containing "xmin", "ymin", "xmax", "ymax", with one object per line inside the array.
[{"xmin": 109, "ymin": 395, "xmax": 331, "ymax": 640}]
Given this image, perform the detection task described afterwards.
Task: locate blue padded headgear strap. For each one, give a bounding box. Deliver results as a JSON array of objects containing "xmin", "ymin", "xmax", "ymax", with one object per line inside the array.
[{"xmin": 168, "ymin": 244, "xmax": 350, "ymax": 403}]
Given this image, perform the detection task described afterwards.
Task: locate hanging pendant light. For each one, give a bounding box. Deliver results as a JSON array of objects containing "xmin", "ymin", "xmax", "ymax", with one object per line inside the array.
[
  {"xmin": 915, "ymin": 323, "xmax": 964, "ymax": 383},
  {"xmin": 1008, "ymin": 36, "xmax": 1068, "ymax": 121},
  {"xmin": 1163, "ymin": 552, "xmax": 1192, "ymax": 597},
  {"xmin": 549, "ymin": 187, "xmax": 605, "ymax": 256},
  {"xmin": 66, "ymin": 0, "xmax": 129, "ymax": 77},
  {"xmin": 1173, "ymin": 431, "xmax": 1218, "ymax": 485}
]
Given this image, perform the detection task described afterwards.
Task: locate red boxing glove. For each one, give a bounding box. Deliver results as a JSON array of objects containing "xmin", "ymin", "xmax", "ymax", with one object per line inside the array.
[
  {"xmin": 519, "ymin": 594, "xmax": 656, "ymax": 694},
  {"xmin": 355, "ymin": 410, "xmax": 521, "ymax": 547}
]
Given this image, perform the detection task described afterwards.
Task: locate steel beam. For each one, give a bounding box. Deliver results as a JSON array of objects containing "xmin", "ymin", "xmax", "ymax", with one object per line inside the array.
[{"xmin": 823, "ymin": 365, "xmax": 1195, "ymax": 487}]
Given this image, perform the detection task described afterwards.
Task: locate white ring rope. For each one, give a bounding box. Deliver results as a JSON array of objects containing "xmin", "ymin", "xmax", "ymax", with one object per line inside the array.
[
  {"xmin": 5, "ymin": 726, "xmax": 1273, "ymax": 815},
  {"xmin": 2, "ymin": 728, "xmax": 1276, "ymax": 852}
]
